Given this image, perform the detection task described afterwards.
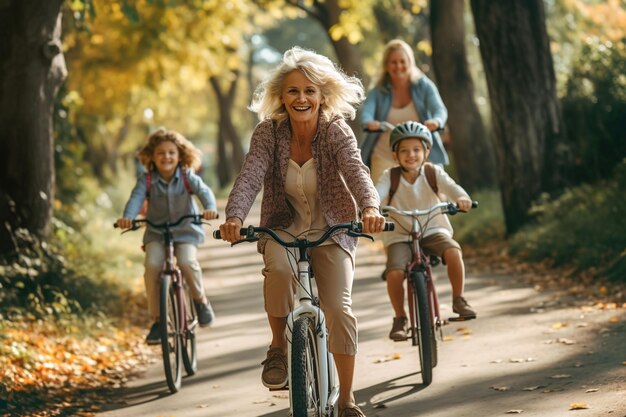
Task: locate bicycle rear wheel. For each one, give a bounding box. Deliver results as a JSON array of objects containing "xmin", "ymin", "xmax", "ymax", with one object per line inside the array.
[
  {"xmin": 291, "ymin": 316, "xmax": 322, "ymax": 417},
  {"xmin": 181, "ymin": 281, "xmax": 197, "ymax": 376},
  {"xmin": 410, "ymin": 271, "xmax": 434, "ymax": 386},
  {"xmin": 160, "ymin": 273, "xmax": 182, "ymax": 393}
]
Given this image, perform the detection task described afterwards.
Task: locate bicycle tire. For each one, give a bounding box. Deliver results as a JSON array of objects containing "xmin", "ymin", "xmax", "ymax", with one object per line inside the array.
[
  {"xmin": 160, "ymin": 273, "xmax": 182, "ymax": 393},
  {"xmin": 411, "ymin": 271, "xmax": 434, "ymax": 386},
  {"xmin": 181, "ymin": 279, "xmax": 197, "ymax": 376},
  {"xmin": 291, "ymin": 316, "xmax": 322, "ymax": 417}
]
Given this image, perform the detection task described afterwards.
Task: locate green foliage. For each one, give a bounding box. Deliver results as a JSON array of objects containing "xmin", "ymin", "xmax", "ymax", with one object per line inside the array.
[
  {"xmin": 450, "ymin": 189, "xmax": 505, "ymax": 245},
  {"xmin": 509, "ymin": 159, "xmax": 626, "ymax": 282},
  {"xmin": 0, "ymin": 163, "xmax": 145, "ymax": 320},
  {"xmin": 561, "ymin": 37, "xmax": 626, "ymax": 183}
]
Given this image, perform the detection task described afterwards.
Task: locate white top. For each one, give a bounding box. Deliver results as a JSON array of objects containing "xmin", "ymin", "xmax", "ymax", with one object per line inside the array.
[
  {"xmin": 284, "ymin": 158, "xmax": 331, "ymax": 245},
  {"xmin": 370, "ymin": 102, "xmax": 420, "ymax": 184},
  {"xmin": 375, "ymin": 164, "xmax": 469, "ymax": 247}
]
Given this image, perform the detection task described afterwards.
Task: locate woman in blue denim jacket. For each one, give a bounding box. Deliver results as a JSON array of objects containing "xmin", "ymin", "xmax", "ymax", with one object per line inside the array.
[{"xmin": 360, "ymin": 39, "xmax": 448, "ymax": 183}]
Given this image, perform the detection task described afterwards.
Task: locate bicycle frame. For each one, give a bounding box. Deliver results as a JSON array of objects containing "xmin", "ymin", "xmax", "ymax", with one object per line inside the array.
[
  {"xmin": 215, "ymin": 221, "xmax": 392, "ymax": 417},
  {"xmin": 405, "ymin": 215, "xmax": 442, "ymax": 336},
  {"xmin": 286, "ymin": 244, "xmax": 339, "ymax": 416}
]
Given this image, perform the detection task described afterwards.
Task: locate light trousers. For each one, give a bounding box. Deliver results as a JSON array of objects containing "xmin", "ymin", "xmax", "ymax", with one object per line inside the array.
[
  {"xmin": 262, "ymin": 241, "xmax": 358, "ymax": 355},
  {"xmin": 144, "ymin": 241, "xmax": 206, "ymax": 322}
]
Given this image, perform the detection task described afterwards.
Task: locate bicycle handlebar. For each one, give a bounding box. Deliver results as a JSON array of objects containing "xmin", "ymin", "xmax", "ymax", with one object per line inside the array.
[
  {"xmin": 113, "ymin": 213, "xmax": 217, "ymax": 231},
  {"xmin": 213, "ymin": 221, "xmax": 394, "ymax": 247},
  {"xmin": 363, "ymin": 121, "xmax": 445, "ymax": 133},
  {"xmin": 381, "ymin": 201, "xmax": 478, "ymax": 218}
]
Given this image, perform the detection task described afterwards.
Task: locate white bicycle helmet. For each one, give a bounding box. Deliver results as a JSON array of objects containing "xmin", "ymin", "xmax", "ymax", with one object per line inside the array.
[{"xmin": 389, "ymin": 121, "xmax": 433, "ymax": 151}]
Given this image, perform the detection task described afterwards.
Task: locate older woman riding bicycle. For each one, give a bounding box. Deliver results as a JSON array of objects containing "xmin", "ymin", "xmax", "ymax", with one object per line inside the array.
[{"xmin": 218, "ymin": 46, "xmax": 385, "ymax": 417}]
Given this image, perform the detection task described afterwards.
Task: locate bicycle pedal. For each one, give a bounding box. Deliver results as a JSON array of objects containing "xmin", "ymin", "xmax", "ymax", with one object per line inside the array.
[{"xmin": 448, "ymin": 315, "xmax": 476, "ymax": 322}]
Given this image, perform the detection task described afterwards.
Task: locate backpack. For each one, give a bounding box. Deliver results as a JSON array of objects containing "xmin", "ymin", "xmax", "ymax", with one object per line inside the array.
[
  {"xmin": 387, "ymin": 162, "xmax": 438, "ymax": 205},
  {"xmin": 139, "ymin": 169, "xmax": 193, "ymax": 215}
]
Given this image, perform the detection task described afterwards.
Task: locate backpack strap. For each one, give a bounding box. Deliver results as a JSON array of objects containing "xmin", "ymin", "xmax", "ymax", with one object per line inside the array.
[
  {"xmin": 387, "ymin": 166, "xmax": 402, "ymax": 205},
  {"xmin": 181, "ymin": 168, "xmax": 193, "ymax": 194},
  {"xmin": 145, "ymin": 168, "xmax": 193, "ymax": 199},
  {"xmin": 423, "ymin": 162, "xmax": 438, "ymax": 195},
  {"xmin": 145, "ymin": 171, "xmax": 151, "ymax": 198}
]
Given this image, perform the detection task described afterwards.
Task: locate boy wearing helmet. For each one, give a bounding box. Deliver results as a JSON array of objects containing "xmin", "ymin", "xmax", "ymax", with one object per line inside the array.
[{"xmin": 376, "ymin": 121, "xmax": 476, "ymax": 341}]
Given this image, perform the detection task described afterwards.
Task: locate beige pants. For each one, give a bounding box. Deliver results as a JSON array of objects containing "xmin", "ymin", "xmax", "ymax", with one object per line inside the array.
[
  {"xmin": 262, "ymin": 241, "xmax": 358, "ymax": 355},
  {"xmin": 144, "ymin": 241, "xmax": 206, "ymax": 322}
]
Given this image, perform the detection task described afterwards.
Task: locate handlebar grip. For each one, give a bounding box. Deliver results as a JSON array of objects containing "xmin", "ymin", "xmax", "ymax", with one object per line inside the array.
[
  {"xmin": 472, "ymin": 201, "xmax": 479, "ymax": 208},
  {"xmin": 354, "ymin": 221, "xmax": 395, "ymax": 232},
  {"xmin": 213, "ymin": 227, "xmax": 253, "ymax": 240},
  {"xmin": 113, "ymin": 222, "xmax": 119, "ymax": 228}
]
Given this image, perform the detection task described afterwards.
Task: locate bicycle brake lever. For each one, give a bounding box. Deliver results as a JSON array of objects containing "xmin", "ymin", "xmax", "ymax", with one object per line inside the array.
[
  {"xmin": 231, "ymin": 237, "xmax": 260, "ymax": 246},
  {"xmin": 346, "ymin": 230, "xmax": 375, "ymax": 241}
]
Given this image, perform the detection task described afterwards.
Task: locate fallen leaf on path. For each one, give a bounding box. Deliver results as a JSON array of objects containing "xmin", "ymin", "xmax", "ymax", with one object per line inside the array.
[
  {"xmin": 456, "ymin": 327, "xmax": 472, "ymax": 335},
  {"xmin": 374, "ymin": 354, "xmax": 401, "ymax": 363},
  {"xmin": 491, "ymin": 359, "xmax": 503, "ymax": 363},
  {"xmin": 523, "ymin": 386, "xmax": 544, "ymax": 391},
  {"xmin": 490, "ymin": 385, "xmax": 510, "ymax": 391},
  {"xmin": 197, "ymin": 404, "xmax": 209, "ymax": 408},
  {"xmin": 552, "ymin": 322, "xmax": 568, "ymax": 329},
  {"xmin": 443, "ymin": 335, "xmax": 454, "ymax": 341},
  {"xmin": 576, "ymin": 323, "xmax": 588, "ymax": 328},
  {"xmin": 585, "ymin": 388, "xmax": 599, "ymax": 393},
  {"xmin": 510, "ymin": 357, "xmax": 536, "ymax": 363},
  {"xmin": 505, "ymin": 410, "xmax": 524, "ymax": 414},
  {"xmin": 608, "ymin": 316, "xmax": 620, "ymax": 323},
  {"xmin": 373, "ymin": 403, "xmax": 387, "ymax": 409},
  {"xmin": 569, "ymin": 402, "xmax": 590, "ymax": 410},
  {"xmin": 551, "ymin": 374, "xmax": 572, "ymax": 379}
]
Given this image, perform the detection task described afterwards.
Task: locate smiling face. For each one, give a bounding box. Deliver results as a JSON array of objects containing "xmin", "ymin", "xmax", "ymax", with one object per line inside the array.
[
  {"xmin": 393, "ymin": 137, "xmax": 428, "ymax": 172},
  {"xmin": 281, "ymin": 70, "xmax": 323, "ymax": 125},
  {"xmin": 385, "ymin": 49, "xmax": 411, "ymax": 83},
  {"xmin": 152, "ymin": 140, "xmax": 180, "ymax": 179}
]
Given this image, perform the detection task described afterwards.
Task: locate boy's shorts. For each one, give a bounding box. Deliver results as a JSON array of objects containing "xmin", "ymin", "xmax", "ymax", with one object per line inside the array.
[{"xmin": 384, "ymin": 233, "xmax": 461, "ymax": 276}]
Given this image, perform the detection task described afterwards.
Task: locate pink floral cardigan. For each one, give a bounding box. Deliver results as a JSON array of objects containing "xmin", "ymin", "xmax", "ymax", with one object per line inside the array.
[{"xmin": 225, "ymin": 115, "xmax": 380, "ymax": 255}]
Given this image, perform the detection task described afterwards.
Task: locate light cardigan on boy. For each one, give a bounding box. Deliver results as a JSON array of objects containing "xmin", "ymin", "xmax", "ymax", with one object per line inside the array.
[
  {"xmin": 225, "ymin": 115, "xmax": 380, "ymax": 256},
  {"xmin": 376, "ymin": 164, "xmax": 469, "ymax": 247}
]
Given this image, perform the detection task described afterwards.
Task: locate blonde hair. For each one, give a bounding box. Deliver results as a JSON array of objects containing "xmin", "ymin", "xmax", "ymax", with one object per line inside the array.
[
  {"xmin": 139, "ymin": 128, "xmax": 202, "ymax": 171},
  {"xmin": 375, "ymin": 39, "xmax": 423, "ymax": 90},
  {"xmin": 250, "ymin": 46, "xmax": 365, "ymax": 123}
]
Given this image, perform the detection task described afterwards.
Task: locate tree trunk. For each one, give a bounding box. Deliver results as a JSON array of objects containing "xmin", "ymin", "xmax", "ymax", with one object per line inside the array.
[
  {"xmin": 470, "ymin": 0, "xmax": 566, "ymax": 234},
  {"xmin": 430, "ymin": 0, "xmax": 495, "ymax": 191},
  {"xmin": 0, "ymin": 0, "xmax": 67, "ymax": 253},
  {"xmin": 209, "ymin": 72, "xmax": 245, "ymax": 189}
]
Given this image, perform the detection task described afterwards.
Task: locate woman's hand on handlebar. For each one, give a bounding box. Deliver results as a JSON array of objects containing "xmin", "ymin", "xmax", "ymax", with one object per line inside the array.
[
  {"xmin": 424, "ymin": 119, "xmax": 440, "ymax": 132},
  {"xmin": 361, "ymin": 207, "xmax": 386, "ymax": 234},
  {"xmin": 116, "ymin": 218, "xmax": 133, "ymax": 229},
  {"xmin": 219, "ymin": 217, "xmax": 244, "ymax": 243},
  {"xmin": 203, "ymin": 209, "xmax": 219, "ymax": 220},
  {"xmin": 456, "ymin": 197, "xmax": 473, "ymax": 213},
  {"xmin": 366, "ymin": 121, "xmax": 381, "ymax": 131}
]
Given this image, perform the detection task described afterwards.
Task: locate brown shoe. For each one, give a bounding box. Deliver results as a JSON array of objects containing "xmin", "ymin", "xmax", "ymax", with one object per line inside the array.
[
  {"xmin": 453, "ymin": 296, "xmax": 477, "ymax": 319},
  {"xmin": 338, "ymin": 402, "xmax": 366, "ymax": 417},
  {"xmin": 261, "ymin": 346, "xmax": 287, "ymax": 389},
  {"xmin": 389, "ymin": 316, "xmax": 408, "ymax": 341}
]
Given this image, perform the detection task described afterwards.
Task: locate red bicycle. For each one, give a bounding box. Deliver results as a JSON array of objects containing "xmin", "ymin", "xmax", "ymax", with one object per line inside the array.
[
  {"xmin": 381, "ymin": 201, "xmax": 477, "ymax": 386},
  {"xmin": 115, "ymin": 214, "xmax": 210, "ymax": 393}
]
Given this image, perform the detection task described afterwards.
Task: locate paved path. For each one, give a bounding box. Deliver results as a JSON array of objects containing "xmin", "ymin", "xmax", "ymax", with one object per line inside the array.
[{"xmin": 98, "ymin": 204, "xmax": 626, "ymax": 417}]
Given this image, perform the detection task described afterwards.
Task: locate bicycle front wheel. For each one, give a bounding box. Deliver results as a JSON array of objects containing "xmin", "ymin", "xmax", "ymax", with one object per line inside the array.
[
  {"xmin": 291, "ymin": 316, "xmax": 322, "ymax": 417},
  {"xmin": 181, "ymin": 281, "xmax": 197, "ymax": 376},
  {"xmin": 160, "ymin": 273, "xmax": 182, "ymax": 393},
  {"xmin": 411, "ymin": 271, "xmax": 434, "ymax": 386}
]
